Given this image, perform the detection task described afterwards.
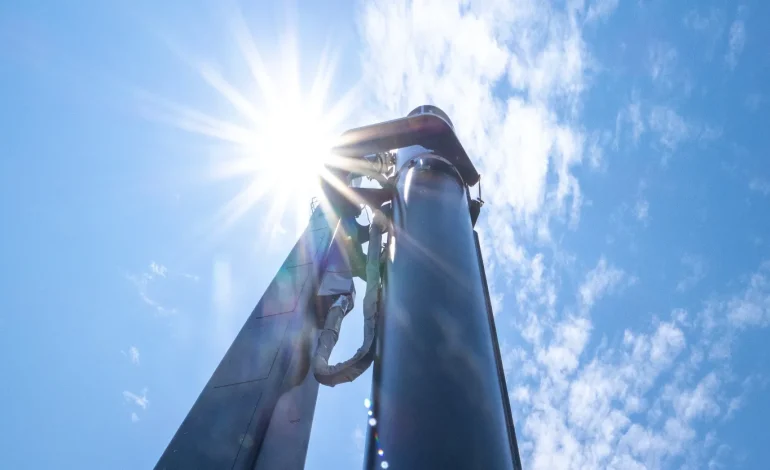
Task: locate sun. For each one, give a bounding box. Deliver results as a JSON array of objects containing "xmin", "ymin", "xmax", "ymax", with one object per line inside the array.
[
  {"xmin": 218, "ymin": 77, "xmax": 342, "ymax": 236},
  {"xmin": 139, "ymin": 10, "xmax": 357, "ymax": 238},
  {"xmin": 253, "ymin": 87, "xmax": 335, "ymax": 199}
]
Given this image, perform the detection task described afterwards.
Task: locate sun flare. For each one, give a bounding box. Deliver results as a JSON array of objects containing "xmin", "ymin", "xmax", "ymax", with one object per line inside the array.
[
  {"xmin": 224, "ymin": 81, "xmax": 341, "ymax": 235},
  {"xmin": 141, "ymin": 10, "xmax": 358, "ymax": 238}
]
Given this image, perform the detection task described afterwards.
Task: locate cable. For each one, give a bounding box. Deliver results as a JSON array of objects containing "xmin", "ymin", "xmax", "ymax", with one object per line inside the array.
[{"xmin": 313, "ymin": 210, "xmax": 387, "ymax": 387}]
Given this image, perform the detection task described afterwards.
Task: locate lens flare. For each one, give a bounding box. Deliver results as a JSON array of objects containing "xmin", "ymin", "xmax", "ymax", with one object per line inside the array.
[{"xmin": 138, "ymin": 7, "xmax": 363, "ymax": 239}]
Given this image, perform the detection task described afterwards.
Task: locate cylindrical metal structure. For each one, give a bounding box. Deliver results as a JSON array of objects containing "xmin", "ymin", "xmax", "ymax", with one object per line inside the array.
[{"xmin": 365, "ymin": 154, "xmax": 517, "ymax": 470}]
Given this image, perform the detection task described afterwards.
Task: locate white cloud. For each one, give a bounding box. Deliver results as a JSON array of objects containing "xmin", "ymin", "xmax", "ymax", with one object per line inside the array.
[
  {"xmin": 512, "ymin": 385, "xmax": 531, "ymax": 404},
  {"xmin": 689, "ymin": 262, "xmax": 770, "ymax": 363},
  {"xmin": 667, "ymin": 372, "xmax": 721, "ymax": 421},
  {"xmin": 725, "ymin": 374, "xmax": 762, "ymax": 420},
  {"xmin": 725, "ymin": 263, "xmax": 770, "ymax": 328},
  {"xmin": 586, "ymin": 130, "xmax": 610, "ymax": 170},
  {"xmin": 123, "ymin": 388, "xmax": 149, "ymax": 410},
  {"xmin": 585, "ymin": 0, "xmax": 619, "ymax": 24},
  {"xmin": 538, "ymin": 315, "xmax": 591, "ymax": 376},
  {"xmin": 126, "ymin": 271, "xmax": 177, "ymax": 315},
  {"xmin": 150, "ymin": 261, "xmax": 167, "ymax": 277},
  {"xmin": 131, "ymin": 412, "xmax": 140, "ymax": 423},
  {"xmin": 749, "ymin": 178, "xmax": 770, "ymax": 196},
  {"xmin": 647, "ymin": 106, "xmax": 719, "ymax": 159},
  {"xmin": 683, "ymin": 7, "xmax": 726, "ymax": 60},
  {"xmin": 634, "ymin": 199, "xmax": 649, "ymax": 224},
  {"xmin": 514, "ymin": 297, "xmax": 699, "ymax": 468},
  {"xmin": 647, "ymin": 41, "xmax": 697, "ymax": 96},
  {"xmin": 648, "ymin": 106, "xmax": 690, "ymax": 152},
  {"xmin": 358, "ymin": 1, "xmax": 762, "ymax": 468},
  {"xmin": 649, "ymin": 322, "xmax": 687, "ymax": 367},
  {"xmin": 359, "ymin": 0, "xmax": 588, "ymax": 239},
  {"xmin": 504, "ymin": 260, "xmax": 770, "ymax": 469},
  {"xmin": 509, "ymin": 291, "xmax": 760, "ymax": 470},
  {"xmin": 127, "ymin": 346, "xmax": 140, "ymax": 365},
  {"xmin": 579, "ymin": 257, "xmax": 625, "ymax": 311},
  {"xmin": 614, "ymin": 96, "xmax": 644, "ymax": 149},
  {"xmin": 677, "ymin": 254, "xmax": 707, "ymax": 292},
  {"xmin": 725, "ymin": 15, "xmax": 746, "ymax": 70},
  {"xmin": 684, "ymin": 8, "xmax": 720, "ymax": 31},
  {"xmin": 699, "ymin": 125, "xmax": 723, "ymax": 143},
  {"xmin": 125, "ymin": 261, "xmax": 197, "ymax": 315},
  {"xmin": 627, "ymin": 101, "xmax": 645, "ymax": 146},
  {"xmin": 476, "ymin": 228, "xmax": 507, "ymax": 314},
  {"xmin": 649, "ymin": 42, "xmax": 678, "ymax": 84},
  {"xmin": 745, "ymin": 93, "xmax": 763, "ymax": 111}
]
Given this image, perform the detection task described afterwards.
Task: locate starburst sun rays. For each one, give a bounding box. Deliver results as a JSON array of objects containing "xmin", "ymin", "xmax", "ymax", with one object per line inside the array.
[{"xmin": 137, "ymin": 10, "xmax": 363, "ymax": 239}]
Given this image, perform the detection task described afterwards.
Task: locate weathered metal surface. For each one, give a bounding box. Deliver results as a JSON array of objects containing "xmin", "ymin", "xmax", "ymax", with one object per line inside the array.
[
  {"xmin": 155, "ymin": 208, "xmax": 335, "ymax": 470},
  {"xmin": 366, "ymin": 155, "xmax": 517, "ymax": 470},
  {"xmin": 332, "ymin": 112, "xmax": 480, "ymax": 186}
]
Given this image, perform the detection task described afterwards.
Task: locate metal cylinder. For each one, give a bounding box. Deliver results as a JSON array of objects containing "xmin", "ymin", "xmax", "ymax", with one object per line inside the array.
[{"xmin": 365, "ymin": 155, "xmax": 516, "ymax": 470}]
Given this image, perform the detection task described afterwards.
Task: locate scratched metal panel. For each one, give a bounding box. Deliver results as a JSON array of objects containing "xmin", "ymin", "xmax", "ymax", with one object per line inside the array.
[
  {"xmin": 155, "ymin": 208, "xmax": 337, "ymax": 470},
  {"xmin": 155, "ymin": 381, "xmax": 264, "ymax": 470},
  {"xmin": 307, "ymin": 206, "xmax": 331, "ymax": 230},
  {"xmin": 209, "ymin": 313, "xmax": 293, "ymax": 388},
  {"xmin": 285, "ymin": 227, "xmax": 331, "ymax": 268},
  {"xmin": 256, "ymin": 264, "xmax": 313, "ymax": 319},
  {"xmin": 252, "ymin": 334, "xmax": 321, "ymax": 469}
]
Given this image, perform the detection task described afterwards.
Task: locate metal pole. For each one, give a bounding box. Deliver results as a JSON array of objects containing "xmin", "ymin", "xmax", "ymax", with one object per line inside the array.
[{"xmin": 365, "ymin": 154, "xmax": 519, "ymax": 470}]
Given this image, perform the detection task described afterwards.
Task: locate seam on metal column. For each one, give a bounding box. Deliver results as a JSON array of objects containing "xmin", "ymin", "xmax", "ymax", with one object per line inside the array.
[
  {"xmin": 231, "ymin": 391, "xmax": 264, "ymax": 470},
  {"xmin": 240, "ymin": 270, "xmax": 319, "ymax": 469},
  {"xmin": 474, "ymin": 230, "xmax": 524, "ymax": 470},
  {"xmin": 212, "ymin": 378, "xmax": 268, "ymax": 389}
]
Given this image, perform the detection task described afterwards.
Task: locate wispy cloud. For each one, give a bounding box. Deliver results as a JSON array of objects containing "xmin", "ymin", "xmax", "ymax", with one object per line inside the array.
[
  {"xmin": 150, "ymin": 261, "xmax": 167, "ymax": 277},
  {"xmin": 121, "ymin": 346, "xmax": 140, "ymax": 365},
  {"xmin": 585, "ymin": 0, "xmax": 619, "ymax": 24},
  {"xmin": 677, "ymin": 254, "xmax": 707, "ymax": 292},
  {"xmin": 684, "ymin": 8, "xmax": 722, "ymax": 32},
  {"xmin": 579, "ymin": 257, "xmax": 625, "ymax": 312},
  {"xmin": 360, "ymin": 0, "xmax": 588, "ymax": 240},
  {"xmin": 725, "ymin": 10, "xmax": 746, "ymax": 70},
  {"xmin": 125, "ymin": 261, "xmax": 198, "ymax": 315},
  {"xmin": 181, "ymin": 273, "xmax": 200, "ymax": 282},
  {"xmin": 123, "ymin": 388, "xmax": 149, "ymax": 410},
  {"xmin": 749, "ymin": 178, "xmax": 770, "ymax": 196},
  {"xmin": 358, "ymin": 1, "xmax": 760, "ymax": 468},
  {"xmin": 585, "ymin": 130, "xmax": 610, "ymax": 170},
  {"xmin": 646, "ymin": 106, "xmax": 720, "ymax": 160},
  {"xmin": 131, "ymin": 412, "xmax": 140, "ymax": 423},
  {"xmin": 614, "ymin": 95, "xmax": 644, "ymax": 149},
  {"xmin": 745, "ymin": 93, "xmax": 763, "ymax": 111},
  {"xmin": 126, "ymin": 271, "xmax": 177, "ymax": 315},
  {"xmin": 646, "ymin": 41, "xmax": 696, "ymax": 96},
  {"xmin": 503, "ymin": 260, "xmax": 770, "ymax": 469},
  {"xmin": 724, "ymin": 262, "xmax": 770, "ymax": 329},
  {"xmin": 649, "ymin": 42, "xmax": 678, "ymax": 85},
  {"xmin": 634, "ymin": 199, "xmax": 649, "ymax": 224},
  {"xmin": 683, "ymin": 7, "xmax": 725, "ymax": 60},
  {"xmin": 648, "ymin": 105, "xmax": 691, "ymax": 153},
  {"xmin": 503, "ymin": 259, "xmax": 699, "ymax": 469}
]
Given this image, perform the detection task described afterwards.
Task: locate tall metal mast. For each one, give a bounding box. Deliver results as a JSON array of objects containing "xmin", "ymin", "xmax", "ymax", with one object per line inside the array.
[{"xmin": 155, "ymin": 106, "xmax": 522, "ymax": 470}]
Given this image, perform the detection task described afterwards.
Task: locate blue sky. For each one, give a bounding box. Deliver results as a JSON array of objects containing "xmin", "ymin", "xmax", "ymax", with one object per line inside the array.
[{"xmin": 2, "ymin": 0, "xmax": 769, "ymax": 469}]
